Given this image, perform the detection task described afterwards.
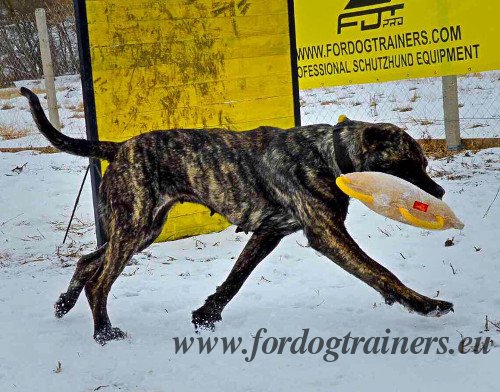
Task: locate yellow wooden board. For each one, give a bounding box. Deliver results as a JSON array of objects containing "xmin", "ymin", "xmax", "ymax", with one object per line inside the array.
[
  {"xmin": 86, "ymin": 0, "xmax": 295, "ymax": 241},
  {"xmin": 86, "ymin": 0, "xmax": 288, "ymax": 25},
  {"xmin": 92, "ymin": 54, "xmax": 292, "ymax": 92},
  {"xmin": 88, "ymin": 14, "xmax": 291, "ymax": 46}
]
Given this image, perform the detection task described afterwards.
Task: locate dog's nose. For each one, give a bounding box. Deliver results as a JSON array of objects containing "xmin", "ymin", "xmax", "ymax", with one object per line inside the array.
[{"xmin": 434, "ymin": 185, "xmax": 445, "ymax": 199}]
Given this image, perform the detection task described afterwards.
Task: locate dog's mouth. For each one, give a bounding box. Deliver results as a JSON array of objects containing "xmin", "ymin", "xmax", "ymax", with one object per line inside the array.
[
  {"xmin": 432, "ymin": 187, "xmax": 445, "ymax": 200},
  {"xmin": 414, "ymin": 180, "xmax": 445, "ymax": 200},
  {"xmin": 424, "ymin": 180, "xmax": 446, "ymax": 200},
  {"xmin": 400, "ymin": 174, "xmax": 445, "ymax": 200}
]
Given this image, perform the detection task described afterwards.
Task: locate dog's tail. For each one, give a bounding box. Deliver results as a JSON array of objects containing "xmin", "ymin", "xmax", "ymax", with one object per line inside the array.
[{"xmin": 20, "ymin": 87, "xmax": 121, "ymax": 161}]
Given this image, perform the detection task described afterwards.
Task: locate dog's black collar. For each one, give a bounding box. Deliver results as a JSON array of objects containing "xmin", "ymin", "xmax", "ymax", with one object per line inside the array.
[{"xmin": 332, "ymin": 128, "xmax": 355, "ymax": 174}]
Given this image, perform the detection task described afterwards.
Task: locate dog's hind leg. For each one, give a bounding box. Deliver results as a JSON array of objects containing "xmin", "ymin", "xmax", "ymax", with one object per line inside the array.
[
  {"xmin": 54, "ymin": 200, "xmax": 172, "ymax": 321},
  {"xmin": 55, "ymin": 244, "xmax": 107, "ymax": 318},
  {"xmin": 84, "ymin": 194, "xmax": 175, "ymax": 344},
  {"xmin": 85, "ymin": 224, "xmax": 135, "ymax": 343},
  {"xmin": 192, "ymin": 229, "xmax": 284, "ymax": 331}
]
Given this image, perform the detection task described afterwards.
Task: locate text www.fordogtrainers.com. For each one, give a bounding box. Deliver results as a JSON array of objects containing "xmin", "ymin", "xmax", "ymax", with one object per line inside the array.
[{"xmin": 173, "ymin": 328, "xmax": 493, "ymax": 363}]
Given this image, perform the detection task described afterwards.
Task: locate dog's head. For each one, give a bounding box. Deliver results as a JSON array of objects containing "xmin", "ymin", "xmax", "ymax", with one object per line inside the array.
[{"xmin": 357, "ymin": 123, "xmax": 445, "ymax": 199}]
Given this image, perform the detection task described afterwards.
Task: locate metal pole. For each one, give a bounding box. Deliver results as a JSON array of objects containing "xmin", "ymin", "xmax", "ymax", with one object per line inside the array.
[
  {"xmin": 73, "ymin": 0, "xmax": 106, "ymax": 246},
  {"xmin": 35, "ymin": 8, "xmax": 61, "ymax": 131},
  {"xmin": 441, "ymin": 75, "xmax": 462, "ymax": 151},
  {"xmin": 287, "ymin": 0, "xmax": 301, "ymax": 127}
]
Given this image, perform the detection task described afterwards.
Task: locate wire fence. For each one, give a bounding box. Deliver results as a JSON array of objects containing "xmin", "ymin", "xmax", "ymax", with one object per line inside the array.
[
  {"xmin": 300, "ymin": 71, "xmax": 500, "ymax": 141},
  {"xmin": 0, "ymin": 2, "xmax": 498, "ymax": 149},
  {"xmin": 0, "ymin": 0, "xmax": 78, "ymax": 86}
]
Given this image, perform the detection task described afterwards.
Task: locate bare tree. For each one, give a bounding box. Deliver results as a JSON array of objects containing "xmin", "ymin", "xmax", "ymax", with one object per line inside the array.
[{"xmin": 0, "ymin": 0, "xmax": 79, "ymax": 87}]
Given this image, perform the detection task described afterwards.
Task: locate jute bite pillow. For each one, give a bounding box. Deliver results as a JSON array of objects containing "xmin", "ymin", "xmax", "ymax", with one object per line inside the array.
[{"xmin": 336, "ymin": 172, "xmax": 464, "ymax": 230}]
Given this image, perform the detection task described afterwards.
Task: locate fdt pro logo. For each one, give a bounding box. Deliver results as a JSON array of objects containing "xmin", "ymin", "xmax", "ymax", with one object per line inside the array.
[{"xmin": 338, "ymin": 0, "xmax": 405, "ymax": 34}]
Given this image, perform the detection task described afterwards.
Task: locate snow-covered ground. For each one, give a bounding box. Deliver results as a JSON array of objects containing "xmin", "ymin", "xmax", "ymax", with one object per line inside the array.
[
  {"xmin": 1, "ymin": 72, "xmax": 499, "ymax": 149},
  {"xmin": 1, "ymin": 146, "xmax": 499, "ymax": 391}
]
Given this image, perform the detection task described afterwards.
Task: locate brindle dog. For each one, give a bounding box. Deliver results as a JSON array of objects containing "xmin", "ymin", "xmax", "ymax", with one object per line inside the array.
[{"xmin": 21, "ymin": 87, "xmax": 453, "ymax": 345}]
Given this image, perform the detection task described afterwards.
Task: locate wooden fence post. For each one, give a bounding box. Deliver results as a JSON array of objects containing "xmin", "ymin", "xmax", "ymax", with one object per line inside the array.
[
  {"xmin": 442, "ymin": 75, "xmax": 462, "ymax": 151},
  {"xmin": 35, "ymin": 8, "xmax": 61, "ymax": 130}
]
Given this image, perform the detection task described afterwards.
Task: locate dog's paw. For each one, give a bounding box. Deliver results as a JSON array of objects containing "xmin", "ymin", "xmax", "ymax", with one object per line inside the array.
[
  {"xmin": 192, "ymin": 307, "xmax": 222, "ymax": 332},
  {"xmin": 418, "ymin": 299, "xmax": 454, "ymax": 317},
  {"xmin": 54, "ymin": 292, "xmax": 77, "ymax": 318},
  {"xmin": 94, "ymin": 326, "xmax": 127, "ymax": 345},
  {"xmin": 382, "ymin": 289, "xmax": 454, "ymax": 317},
  {"xmin": 400, "ymin": 297, "xmax": 454, "ymax": 318}
]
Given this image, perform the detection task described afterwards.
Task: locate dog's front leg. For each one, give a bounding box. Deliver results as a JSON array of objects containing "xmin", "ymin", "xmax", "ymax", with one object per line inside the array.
[
  {"xmin": 192, "ymin": 230, "xmax": 284, "ymax": 331},
  {"xmin": 299, "ymin": 203, "xmax": 454, "ymax": 317}
]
